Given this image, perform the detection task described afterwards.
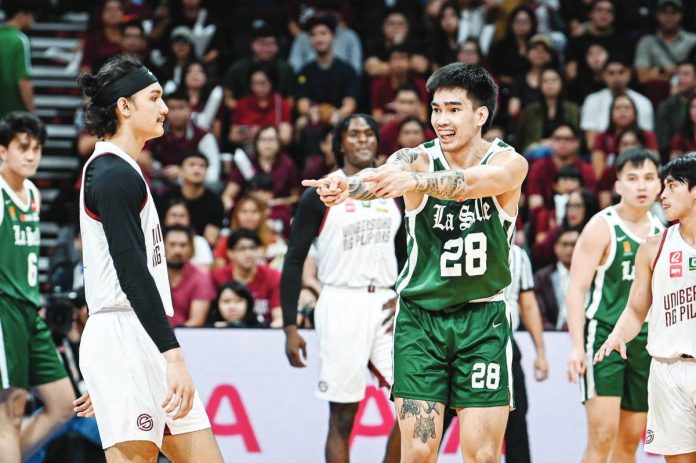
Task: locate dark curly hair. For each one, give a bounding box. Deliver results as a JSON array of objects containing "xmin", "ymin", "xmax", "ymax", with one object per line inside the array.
[
  {"xmin": 77, "ymin": 54, "xmax": 144, "ymax": 138},
  {"xmin": 0, "ymin": 111, "xmax": 47, "ymax": 147}
]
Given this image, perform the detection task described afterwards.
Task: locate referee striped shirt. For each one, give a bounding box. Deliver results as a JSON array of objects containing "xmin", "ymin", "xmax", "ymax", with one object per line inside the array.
[{"xmin": 504, "ymin": 244, "xmax": 535, "ymax": 331}]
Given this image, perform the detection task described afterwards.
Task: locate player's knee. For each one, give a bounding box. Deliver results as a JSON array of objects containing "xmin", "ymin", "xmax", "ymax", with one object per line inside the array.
[
  {"xmin": 461, "ymin": 444, "xmax": 499, "ymax": 463},
  {"xmin": 400, "ymin": 443, "xmax": 436, "ymax": 463},
  {"xmin": 588, "ymin": 425, "xmax": 617, "ymax": 452}
]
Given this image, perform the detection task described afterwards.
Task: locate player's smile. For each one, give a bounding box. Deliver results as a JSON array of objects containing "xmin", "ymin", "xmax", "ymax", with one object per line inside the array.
[{"xmin": 438, "ymin": 129, "xmax": 456, "ymax": 143}]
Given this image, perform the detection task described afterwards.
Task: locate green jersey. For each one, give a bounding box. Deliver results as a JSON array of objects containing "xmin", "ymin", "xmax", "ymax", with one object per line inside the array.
[
  {"xmin": 585, "ymin": 207, "xmax": 663, "ymax": 331},
  {"xmin": 0, "ymin": 25, "xmax": 31, "ymax": 117},
  {"xmin": 0, "ymin": 176, "xmax": 41, "ymax": 305},
  {"xmin": 396, "ymin": 138, "xmax": 517, "ymax": 311}
]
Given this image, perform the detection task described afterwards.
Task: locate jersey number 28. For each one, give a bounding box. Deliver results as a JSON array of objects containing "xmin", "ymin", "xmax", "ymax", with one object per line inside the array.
[{"xmin": 440, "ymin": 232, "xmax": 487, "ymax": 277}]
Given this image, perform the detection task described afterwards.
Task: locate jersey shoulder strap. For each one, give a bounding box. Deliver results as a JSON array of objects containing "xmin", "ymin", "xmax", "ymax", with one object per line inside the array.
[{"xmin": 481, "ymin": 138, "xmax": 514, "ymax": 165}]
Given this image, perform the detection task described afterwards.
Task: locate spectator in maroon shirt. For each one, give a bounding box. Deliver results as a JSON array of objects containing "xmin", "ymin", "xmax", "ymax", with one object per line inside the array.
[
  {"xmin": 222, "ymin": 125, "xmax": 300, "ymax": 212},
  {"xmin": 164, "ymin": 225, "xmax": 216, "ymax": 327},
  {"xmin": 670, "ymin": 93, "xmax": 696, "ymax": 159},
  {"xmin": 379, "ymin": 84, "xmax": 435, "ymax": 157},
  {"xmin": 145, "ymin": 88, "xmax": 220, "ymax": 185},
  {"xmin": 207, "ymin": 281, "xmax": 265, "ymax": 328},
  {"xmin": 229, "ymin": 64, "xmax": 293, "ymax": 149},
  {"xmin": 527, "ymin": 122, "xmax": 596, "ymax": 211},
  {"xmin": 532, "ymin": 188, "xmax": 598, "ymax": 270},
  {"xmin": 213, "ymin": 195, "xmax": 288, "ymax": 269},
  {"xmin": 370, "ymin": 45, "xmax": 428, "ymax": 124},
  {"xmin": 80, "ymin": 0, "xmax": 124, "ymax": 73},
  {"xmin": 211, "ymin": 229, "xmax": 282, "ymax": 327},
  {"xmin": 246, "ymin": 173, "xmax": 293, "ymax": 240},
  {"xmin": 591, "ymin": 93, "xmax": 658, "ymax": 180}
]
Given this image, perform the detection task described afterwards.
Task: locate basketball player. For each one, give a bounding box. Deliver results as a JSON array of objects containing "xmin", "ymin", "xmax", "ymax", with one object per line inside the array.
[
  {"xmin": 76, "ymin": 54, "xmax": 222, "ymax": 462},
  {"xmin": 566, "ymin": 148, "xmax": 663, "ymax": 463},
  {"xmin": 282, "ymin": 114, "xmax": 404, "ymax": 462},
  {"xmin": 0, "ymin": 112, "xmax": 75, "ymax": 462},
  {"xmin": 595, "ymin": 154, "xmax": 696, "ymax": 462},
  {"xmin": 304, "ymin": 63, "xmax": 527, "ymax": 462}
]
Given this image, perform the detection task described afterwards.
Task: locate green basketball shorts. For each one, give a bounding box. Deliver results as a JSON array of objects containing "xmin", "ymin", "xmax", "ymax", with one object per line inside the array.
[
  {"xmin": 0, "ymin": 294, "xmax": 67, "ymax": 389},
  {"xmin": 582, "ymin": 318, "xmax": 649, "ymax": 412},
  {"xmin": 392, "ymin": 297, "xmax": 514, "ymax": 409}
]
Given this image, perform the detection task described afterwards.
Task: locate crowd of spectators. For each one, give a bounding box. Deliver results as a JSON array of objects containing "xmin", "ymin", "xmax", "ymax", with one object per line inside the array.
[{"xmin": 4, "ymin": 0, "xmax": 696, "ymax": 333}]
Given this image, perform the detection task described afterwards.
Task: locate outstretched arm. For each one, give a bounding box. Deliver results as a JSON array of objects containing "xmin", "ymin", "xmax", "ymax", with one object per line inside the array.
[
  {"xmin": 302, "ymin": 147, "xmax": 427, "ymax": 205},
  {"xmin": 366, "ymin": 149, "xmax": 528, "ymax": 201}
]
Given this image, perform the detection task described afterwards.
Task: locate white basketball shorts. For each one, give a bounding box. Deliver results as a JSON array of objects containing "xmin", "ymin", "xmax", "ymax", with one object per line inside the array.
[
  {"xmin": 644, "ymin": 357, "xmax": 696, "ymax": 455},
  {"xmin": 313, "ymin": 286, "xmax": 396, "ymax": 403},
  {"xmin": 79, "ymin": 309, "xmax": 210, "ymax": 449}
]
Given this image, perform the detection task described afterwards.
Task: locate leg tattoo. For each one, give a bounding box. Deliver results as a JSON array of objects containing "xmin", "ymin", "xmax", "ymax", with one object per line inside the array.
[
  {"xmin": 399, "ymin": 399, "xmax": 420, "ymax": 420},
  {"xmin": 413, "ymin": 416, "xmax": 437, "ymax": 443}
]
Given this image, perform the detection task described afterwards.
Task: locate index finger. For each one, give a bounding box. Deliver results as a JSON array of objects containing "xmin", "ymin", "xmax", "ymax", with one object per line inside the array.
[
  {"xmin": 361, "ymin": 171, "xmax": 385, "ymax": 183},
  {"xmin": 162, "ymin": 387, "xmax": 176, "ymax": 409},
  {"xmin": 302, "ymin": 179, "xmax": 322, "ymax": 188}
]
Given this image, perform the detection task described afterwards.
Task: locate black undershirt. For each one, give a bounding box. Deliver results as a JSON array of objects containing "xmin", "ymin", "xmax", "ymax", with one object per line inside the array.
[
  {"xmin": 84, "ymin": 155, "xmax": 179, "ymax": 353},
  {"xmin": 280, "ymin": 188, "xmax": 407, "ymax": 327}
]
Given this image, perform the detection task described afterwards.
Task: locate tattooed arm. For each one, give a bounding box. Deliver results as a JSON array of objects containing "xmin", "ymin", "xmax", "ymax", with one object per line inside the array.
[
  {"xmin": 410, "ymin": 170, "xmax": 468, "ymax": 200},
  {"xmin": 345, "ymin": 147, "xmax": 426, "ymax": 200},
  {"xmin": 385, "ymin": 147, "xmax": 425, "ymax": 171}
]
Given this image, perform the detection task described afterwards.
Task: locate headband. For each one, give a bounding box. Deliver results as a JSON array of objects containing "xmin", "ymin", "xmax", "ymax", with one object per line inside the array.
[{"xmin": 92, "ymin": 66, "xmax": 159, "ymax": 106}]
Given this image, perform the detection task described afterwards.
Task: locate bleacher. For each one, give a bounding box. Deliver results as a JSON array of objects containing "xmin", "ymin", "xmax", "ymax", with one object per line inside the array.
[{"xmin": 27, "ymin": 12, "xmax": 87, "ymax": 287}]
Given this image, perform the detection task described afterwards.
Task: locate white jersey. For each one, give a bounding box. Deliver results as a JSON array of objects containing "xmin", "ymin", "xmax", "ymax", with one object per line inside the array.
[
  {"xmin": 79, "ymin": 141, "xmax": 174, "ymax": 316},
  {"xmin": 647, "ymin": 224, "xmax": 696, "ymax": 358},
  {"xmin": 315, "ymin": 170, "xmax": 402, "ymax": 288}
]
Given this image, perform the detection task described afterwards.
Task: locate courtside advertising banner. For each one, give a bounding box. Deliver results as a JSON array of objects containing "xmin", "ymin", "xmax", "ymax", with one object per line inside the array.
[{"xmin": 176, "ymin": 329, "xmax": 660, "ymax": 462}]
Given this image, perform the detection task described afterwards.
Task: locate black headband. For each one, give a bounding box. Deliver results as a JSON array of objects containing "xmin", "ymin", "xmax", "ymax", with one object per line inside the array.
[{"xmin": 92, "ymin": 66, "xmax": 159, "ymax": 106}]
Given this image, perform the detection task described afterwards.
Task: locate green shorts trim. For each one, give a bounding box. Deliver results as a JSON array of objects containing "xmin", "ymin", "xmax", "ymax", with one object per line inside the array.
[
  {"xmin": 582, "ymin": 319, "xmax": 649, "ymax": 412},
  {"xmin": 392, "ymin": 298, "xmax": 514, "ymax": 409},
  {"xmin": 0, "ymin": 295, "xmax": 67, "ymax": 389}
]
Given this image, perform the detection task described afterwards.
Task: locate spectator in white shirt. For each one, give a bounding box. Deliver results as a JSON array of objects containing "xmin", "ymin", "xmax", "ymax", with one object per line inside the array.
[{"xmin": 580, "ymin": 57, "xmax": 654, "ymax": 148}]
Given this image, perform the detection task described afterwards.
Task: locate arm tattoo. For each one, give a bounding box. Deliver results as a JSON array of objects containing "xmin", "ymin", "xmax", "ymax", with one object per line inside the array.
[
  {"xmin": 411, "ymin": 170, "xmax": 467, "ymax": 200},
  {"xmin": 347, "ymin": 168, "xmax": 379, "ymax": 201},
  {"xmin": 386, "ymin": 148, "xmax": 422, "ymax": 171}
]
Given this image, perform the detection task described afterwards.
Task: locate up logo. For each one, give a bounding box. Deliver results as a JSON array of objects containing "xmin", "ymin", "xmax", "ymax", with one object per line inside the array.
[{"xmin": 137, "ymin": 413, "xmax": 154, "ymax": 431}]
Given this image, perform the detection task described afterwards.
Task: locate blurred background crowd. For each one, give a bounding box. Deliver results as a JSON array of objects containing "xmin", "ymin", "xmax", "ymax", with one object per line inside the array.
[{"xmin": 1, "ymin": 0, "xmax": 695, "ymax": 458}]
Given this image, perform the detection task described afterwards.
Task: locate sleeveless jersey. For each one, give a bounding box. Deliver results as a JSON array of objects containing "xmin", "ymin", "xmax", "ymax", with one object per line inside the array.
[
  {"xmin": 647, "ymin": 224, "xmax": 696, "ymax": 358},
  {"xmin": 396, "ymin": 138, "xmax": 517, "ymax": 311},
  {"xmin": 79, "ymin": 141, "xmax": 174, "ymax": 316},
  {"xmin": 585, "ymin": 207, "xmax": 663, "ymax": 331},
  {"xmin": 315, "ymin": 170, "xmax": 402, "ymax": 287},
  {"xmin": 0, "ymin": 176, "xmax": 41, "ymax": 305}
]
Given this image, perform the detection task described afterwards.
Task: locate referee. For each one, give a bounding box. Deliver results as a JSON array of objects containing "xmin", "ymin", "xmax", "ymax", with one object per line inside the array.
[{"xmin": 504, "ymin": 244, "xmax": 549, "ymax": 463}]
